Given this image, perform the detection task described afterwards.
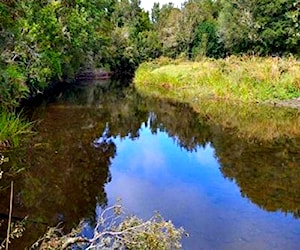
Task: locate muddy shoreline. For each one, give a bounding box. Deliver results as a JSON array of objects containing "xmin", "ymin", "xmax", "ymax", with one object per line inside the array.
[{"xmin": 268, "ymin": 98, "xmax": 300, "ymax": 109}]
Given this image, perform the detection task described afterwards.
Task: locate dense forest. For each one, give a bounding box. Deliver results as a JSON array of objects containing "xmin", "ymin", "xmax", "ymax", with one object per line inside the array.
[{"xmin": 0, "ymin": 0, "xmax": 299, "ymax": 110}]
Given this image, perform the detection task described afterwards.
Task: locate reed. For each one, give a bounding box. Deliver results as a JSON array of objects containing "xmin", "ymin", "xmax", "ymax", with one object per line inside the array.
[{"xmin": 0, "ymin": 110, "xmax": 33, "ymax": 148}]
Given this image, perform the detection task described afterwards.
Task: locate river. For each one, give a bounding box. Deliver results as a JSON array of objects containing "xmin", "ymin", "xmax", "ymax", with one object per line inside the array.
[{"xmin": 1, "ymin": 79, "xmax": 300, "ymax": 249}]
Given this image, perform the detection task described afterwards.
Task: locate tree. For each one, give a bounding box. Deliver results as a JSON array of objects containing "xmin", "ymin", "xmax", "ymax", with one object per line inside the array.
[
  {"xmin": 108, "ymin": 0, "xmax": 153, "ymax": 72},
  {"xmin": 191, "ymin": 20, "xmax": 225, "ymax": 58},
  {"xmin": 218, "ymin": 0, "xmax": 259, "ymax": 54},
  {"xmin": 252, "ymin": 0, "xmax": 300, "ymax": 56},
  {"xmin": 218, "ymin": 0, "xmax": 300, "ymax": 56}
]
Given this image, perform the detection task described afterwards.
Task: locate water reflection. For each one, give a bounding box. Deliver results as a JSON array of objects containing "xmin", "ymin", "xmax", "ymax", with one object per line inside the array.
[
  {"xmin": 0, "ymin": 79, "xmax": 300, "ymax": 249},
  {"xmin": 106, "ymin": 127, "xmax": 300, "ymax": 249}
]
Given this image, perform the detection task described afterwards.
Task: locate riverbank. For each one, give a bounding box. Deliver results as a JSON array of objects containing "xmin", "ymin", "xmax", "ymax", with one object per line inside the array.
[
  {"xmin": 134, "ymin": 56, "xmax": 300, "ymax": 103},
  {"xmin": 134, "ymin": 56, "xmax": 300, "ymax": 141}
]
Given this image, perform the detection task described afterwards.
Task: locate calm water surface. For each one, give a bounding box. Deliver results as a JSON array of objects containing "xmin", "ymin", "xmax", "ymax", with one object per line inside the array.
[{"xmin": 1, "ymin": 79, "xmax": 300, "ymax": 249}]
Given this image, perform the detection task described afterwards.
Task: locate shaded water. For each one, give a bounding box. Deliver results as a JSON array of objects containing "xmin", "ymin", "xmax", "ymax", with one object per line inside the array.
[{"xmin": 1, "ymin": 79, "xmax": 300, "ymax": 249}]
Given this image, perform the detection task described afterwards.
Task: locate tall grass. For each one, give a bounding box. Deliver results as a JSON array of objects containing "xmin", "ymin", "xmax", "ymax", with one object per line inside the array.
[
  {"xmin": 135, "ymin": 56, "xmax": 300, "ymax": 103},
  {"xmin": 0, "ymin": 110, "xmax": 33, "ymax": 148}
]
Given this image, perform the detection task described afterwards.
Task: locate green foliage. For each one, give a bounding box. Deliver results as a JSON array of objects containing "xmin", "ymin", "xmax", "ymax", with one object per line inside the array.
[
  {"xmin": 0, "ymin": 66, "xmax": 28, "ymax": 109},
  {"xmin": 217, "ymin": 0, "xmax": 300, "ymax": 56},
  {"xmin": 253, "ymin": 0, "xmax": 300, "ymax": 56},
  {"xmin": 0, "ymin": 110, "xmax": 32, "ymax": 148},
  {"xmin": 135, "ymin": 30, "xmax": 163, "ymax": 61},
  {"xmin": 0, "ymin": 0, "xmax": 113, "ymax": 109},
  {"xmin": 218, "ymin": 0, "xmax": 258, "ymax": 54},
  {"xmin": 148, "ymin": 0, "xmax": 299, "ymax": 58},
  {"xmin": 192, "ymin": 21, "xmax": 225, "ymax": 58},
  {"xmin": 108, "ymin": 0, "xmax": 154, "ymax": 72}
]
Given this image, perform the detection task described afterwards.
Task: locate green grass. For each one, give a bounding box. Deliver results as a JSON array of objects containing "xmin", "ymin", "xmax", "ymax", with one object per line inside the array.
[
  {"xmin": 0, "ymin": 110, "xmax": 33, "ymax": 148},
  {"xmin": 134, "ymin": 56, "xmax": 300, "ymax": 103}
]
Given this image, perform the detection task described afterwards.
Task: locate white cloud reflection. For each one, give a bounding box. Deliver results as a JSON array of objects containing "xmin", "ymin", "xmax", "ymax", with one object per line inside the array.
[{"xmin": 103, "ymin": 127, "xmax": 300, "ymax": 249}]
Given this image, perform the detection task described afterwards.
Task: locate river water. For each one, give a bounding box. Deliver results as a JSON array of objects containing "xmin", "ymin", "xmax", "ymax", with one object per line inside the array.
[{"xmin": 1, "ymin": 79, "xmax": 300, "ymax": 249}]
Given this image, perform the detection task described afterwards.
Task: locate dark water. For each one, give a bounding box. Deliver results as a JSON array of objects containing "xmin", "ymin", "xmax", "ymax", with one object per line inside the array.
[{"xmin": 1, "ymin": 79, "xmax": 300, "ymax": 249}]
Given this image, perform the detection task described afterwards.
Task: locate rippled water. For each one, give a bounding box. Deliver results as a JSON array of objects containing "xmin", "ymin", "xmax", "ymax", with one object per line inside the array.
[{"xmin": 1, "ymin": 79, "xmax": 300, "ymax": 249}]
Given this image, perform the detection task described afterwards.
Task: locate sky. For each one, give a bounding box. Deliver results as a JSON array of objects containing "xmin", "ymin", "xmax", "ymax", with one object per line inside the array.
[{"xmin": 140, "ymin": 0, "xmax": 185, "ymax": 12}]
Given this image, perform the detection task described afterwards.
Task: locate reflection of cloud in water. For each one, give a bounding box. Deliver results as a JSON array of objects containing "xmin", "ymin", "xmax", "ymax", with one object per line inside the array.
[
  {"xmin": 106, "ymin": 169, "xmax": 300, "ymax": 250},
  {"xmin": 127, "ymin": 136, "xmax": 167, "ymax": 172},
  {"xmin": 193, "ymin": 143, "xmax": 220, "ymax": 170},
  {"xmin": 105, "ymin": 127, "xmax": 300, "ymax": 250},
  {"xmin": 113, "ymin": 129, "xmax": 168, "ymax": 174}
]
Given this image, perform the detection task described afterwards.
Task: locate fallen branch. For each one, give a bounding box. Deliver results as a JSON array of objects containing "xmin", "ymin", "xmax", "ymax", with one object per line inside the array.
[{"xmin": 61, "ymin": 237, "xmax": 89, "ymax": 250}]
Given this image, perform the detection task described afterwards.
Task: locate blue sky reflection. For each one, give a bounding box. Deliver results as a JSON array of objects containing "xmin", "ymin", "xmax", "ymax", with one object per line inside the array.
[{"xmin": 104, "ymin": 123, "xmax": 300, "ymax": 250}]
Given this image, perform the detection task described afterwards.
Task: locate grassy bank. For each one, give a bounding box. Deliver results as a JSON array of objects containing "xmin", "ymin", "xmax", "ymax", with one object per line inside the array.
[
  {"xmin": 134, "ymin": 56, "xmax": 300, "ymax": 141},
  {"xmin": 134, "ymin": 56, "xmax": 300, "ymax": 103},
  {"xmin": 0, "ymin": 110, "xmax": 32, "ymax": 148}
]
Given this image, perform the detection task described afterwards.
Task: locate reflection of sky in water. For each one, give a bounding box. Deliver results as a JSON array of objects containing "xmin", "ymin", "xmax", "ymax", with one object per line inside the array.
[{"xmin": 101, "ymin": 123, "xmax": 300, "ymax": 250}]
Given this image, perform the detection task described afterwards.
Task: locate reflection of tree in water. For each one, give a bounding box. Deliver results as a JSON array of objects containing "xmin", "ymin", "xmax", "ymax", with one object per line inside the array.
[
  {"xmin": 130, "ymin": 91, "xmax": 300, "ymax": 218},
  {"xmin": 114, "ymin": 87, "xmax": 300, "ymax": 218},
  {"xmin": 213, "ymin": 133, "xmax": 300, "ymax": 217},
  {"xmin": 151, "ymin": 98, "xmax": 300, "ymax": 218},
  {"xmin": 0, "ymin": 107, "xmax": 117, "ymax": 248},
  {"xmin": 2, "ymin": 81, "xmax": 300, "ymax": 248},
  {"xmin": 145, "ymin": 100, "xmax": 211, "ymax": 151},
  {"xmin": 154, "ymin": 100, "xmax": 300, "ymax": 217},
  {"xmin": 0, "ymin": 83, "xmax": 150, "ymax": 248}
]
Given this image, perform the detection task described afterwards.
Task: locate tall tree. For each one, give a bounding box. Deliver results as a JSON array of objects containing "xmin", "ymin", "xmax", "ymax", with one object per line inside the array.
[
  {"xmin": 218, "ymin": 0, "xmax": 258, "ymax": 54},
  {"xmin": 218, "ymin": 0, "xmax": 300, "ymax": 56}
]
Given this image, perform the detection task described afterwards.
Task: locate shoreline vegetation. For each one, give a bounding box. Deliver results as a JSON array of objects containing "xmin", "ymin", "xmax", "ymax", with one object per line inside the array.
[
  {"xmin": 134, "ymin": 56, "xmax": 300, "ymax": 103},
  {"xmin": 0, "ymin": 110, "xmax": 32, "ymax": 149},
  {"xmin": 134, "ymin": 56, "xmax": 300, "ymax": 141}
]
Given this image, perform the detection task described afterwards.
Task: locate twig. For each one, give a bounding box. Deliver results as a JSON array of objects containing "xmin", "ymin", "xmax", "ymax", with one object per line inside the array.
[
  {"xmin": 61, "ymin": 237, "xmax": 89, "ymax": 250},
  {"xmin": 6, "ymin": 181, "xmax": 13, "ymax": 250},
  {"xmin": 87, "ymin": 220, "xmax": 152, "ymax": 250}
]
